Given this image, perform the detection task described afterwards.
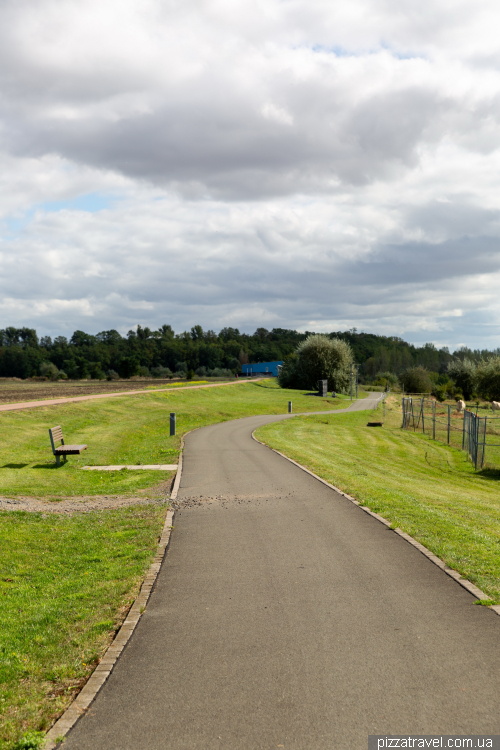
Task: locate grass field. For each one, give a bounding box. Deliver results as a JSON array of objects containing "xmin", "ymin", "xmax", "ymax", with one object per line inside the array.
[
  {"xmin": 0, "ymin": 379, "xmax": 352, "ymax": 498},
  {"xmin": 256, "ymin": 395, "xmax": 500, "ymax": 603},
  {"xmin": 0, "ymin": 379, "xmax": 353, "ymax": 748},
  {"xmin": 0, "ymin": 505, "xmax": 166, "ymax": 750}
]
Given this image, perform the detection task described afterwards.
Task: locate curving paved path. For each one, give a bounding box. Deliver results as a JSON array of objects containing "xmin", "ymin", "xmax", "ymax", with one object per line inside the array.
[{"xmin": 63, "ymin": 395, "xmax": 500, "ymax": 749}]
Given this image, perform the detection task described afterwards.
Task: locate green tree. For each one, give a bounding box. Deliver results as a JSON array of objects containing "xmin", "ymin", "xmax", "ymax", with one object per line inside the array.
[
  {"xmin": 399, "ymin": 366, "xmax": 433, "ymax": 394},
  {"xmin": 476, "ymin": 357, "xmax": 500, "ymax": 401},
  {"xmin": 278, "ymin": 335, "xmax": 352, "ymax": 391},
  {"xmin": 447, "ymin": 358, "xmax": 477, "ymax": 400}
]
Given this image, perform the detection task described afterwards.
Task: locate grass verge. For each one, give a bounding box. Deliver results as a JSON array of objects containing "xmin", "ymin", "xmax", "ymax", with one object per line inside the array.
[
  {"xmin": 0, "ymin": 505, "xmax": 166, "ymax": 750},
  {"xmin": 0, "ymin": 379, "xmax": 355, "ymax": 498},
  {"xmin": 255, "ymin": 396, "xmax": 500, "ymax": 603}
]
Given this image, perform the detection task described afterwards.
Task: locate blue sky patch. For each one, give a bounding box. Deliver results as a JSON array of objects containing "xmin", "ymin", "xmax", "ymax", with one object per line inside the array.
[{"xmin": 2, "ymin": 193, "xmax": 115, "ymax": 237}]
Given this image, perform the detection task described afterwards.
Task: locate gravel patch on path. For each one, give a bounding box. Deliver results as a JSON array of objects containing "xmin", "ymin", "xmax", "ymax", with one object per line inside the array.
[{"xmin": 171, "ymin": 492, "xmax": 294, "ymax": 511}]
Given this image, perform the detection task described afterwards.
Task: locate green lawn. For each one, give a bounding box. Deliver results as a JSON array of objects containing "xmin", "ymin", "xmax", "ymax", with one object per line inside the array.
[
  {"xmin": 255, "ymin": 396, "xmax": 500, "ymax": 603},
  {"xmin": 0, "ymin": 505, "xmax": 166, "ymax": 750},
  {"xmin": 0, "ymin": 379, "xmax": 351, "ymax": 498}
]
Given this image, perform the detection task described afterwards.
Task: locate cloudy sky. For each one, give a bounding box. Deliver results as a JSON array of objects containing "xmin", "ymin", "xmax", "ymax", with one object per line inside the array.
[{"xmin": 1, "ymin": 0, "xmax": 500, "ymax": 349}]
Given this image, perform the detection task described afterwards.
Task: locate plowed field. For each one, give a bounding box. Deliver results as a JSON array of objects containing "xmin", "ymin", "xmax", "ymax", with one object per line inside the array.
[{"xmin": 0, "ymin": 378, "xmax": 181, "ymax": 404}]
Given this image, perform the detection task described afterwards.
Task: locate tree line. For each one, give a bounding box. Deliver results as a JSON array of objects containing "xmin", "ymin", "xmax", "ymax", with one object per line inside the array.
[{"xmin": 0, "ymin": 323, "xmax": 498, "ymax": 383}]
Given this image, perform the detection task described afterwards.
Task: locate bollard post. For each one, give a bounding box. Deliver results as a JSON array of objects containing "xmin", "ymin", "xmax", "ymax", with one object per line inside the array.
[
  {"xmin": 170, "ymin": 412, "xmax": 176, "ymax": 437},
  {"xmin": 288, "ymin": 401, "xmax": 292, "ymax": 414}
]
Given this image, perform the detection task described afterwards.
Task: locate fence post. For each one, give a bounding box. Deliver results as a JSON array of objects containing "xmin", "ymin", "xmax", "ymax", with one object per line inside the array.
[
  {"xmin": 402, "ymin": 397, "xmax": 405, "ymax": 428},
  {"xmin": 447, "ymin": 405, "xmax": 450, "ymax": 444},
  {"xmin": 462, "ymin": 408, "xmax": 466, "ymax": 450},
  {"xmin": 288, "ymin": 401, "xmax": 292, "ymax": 414},
  {"xmin": 432, "ymin": 400, "xmax": 436, "ymax": 440},
  {"xmin": 481, "ymin": 416, "xmax": 486, "ymax": 469},
  {"xmin": 421, "ymin": 398, "xmax": 425, "ymax": 434},
  {"xmin": 474, "ymin": 413, "xmax": 479, "ymax": 469},
  {"xmin": 170, "ymin": 412, "xmax": 176, "ymax": 436}
]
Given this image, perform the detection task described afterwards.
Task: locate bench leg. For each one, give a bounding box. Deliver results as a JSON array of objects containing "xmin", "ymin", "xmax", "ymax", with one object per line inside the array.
[{"xmin": 56, "ymin": 455, "xmax": 60, "ymax": 467}]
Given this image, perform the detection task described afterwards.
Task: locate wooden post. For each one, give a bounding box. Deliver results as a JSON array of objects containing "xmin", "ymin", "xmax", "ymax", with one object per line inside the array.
[
  {"xmin": 170, "ymin": 412, "xmax": 176, "ymax": 437},
  {"xmin": 432, "ymin": 400, "xmax": 436, "ymax": 440},
  {"xmin": 447, "ymin": 405, "xmax": 451, "ymax": 444},
  {"xmin": 288, "ymin": 401, "xmax": 292, "ymax": 413}
]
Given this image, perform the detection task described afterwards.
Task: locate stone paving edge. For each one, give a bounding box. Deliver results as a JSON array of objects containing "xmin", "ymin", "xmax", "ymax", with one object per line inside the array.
[
  {"xmin": 251, "ymin": 430, "xmax": 500, "ymax": 617},
  {"xmin": 44, "ymin": 504, "xmax": 177, "ymax": 749}
]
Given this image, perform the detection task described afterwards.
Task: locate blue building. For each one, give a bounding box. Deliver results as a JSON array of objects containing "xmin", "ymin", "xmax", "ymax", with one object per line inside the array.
[{"xmin": 242, "ymin": 361, "xmax": 283, "ymax": 377}]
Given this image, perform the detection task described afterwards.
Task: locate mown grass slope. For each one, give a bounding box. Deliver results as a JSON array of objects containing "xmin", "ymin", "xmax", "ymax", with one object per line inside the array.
[
  {"xmin": 256, "ymin": 396, "xmax": 500, "ymax": 602},
  {"xmin": 0, "ymin": 505, "xmax": 166, "ymax": 750}
]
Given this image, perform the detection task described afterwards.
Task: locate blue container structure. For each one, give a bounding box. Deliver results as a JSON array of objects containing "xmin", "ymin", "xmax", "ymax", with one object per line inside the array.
[{"xmin": 242, "ymin": 361, "xmax": 283, "ymax": 376}]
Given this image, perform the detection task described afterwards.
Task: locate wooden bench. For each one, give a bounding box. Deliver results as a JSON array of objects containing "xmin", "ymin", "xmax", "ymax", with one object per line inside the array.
[{"xmin": 49, "ymin": 426, "xmax": 87, "ymax": 466}]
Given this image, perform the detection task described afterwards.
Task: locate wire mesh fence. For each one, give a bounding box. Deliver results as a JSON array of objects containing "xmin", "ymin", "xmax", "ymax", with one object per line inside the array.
[{"xmin": 401, "ymin": 397, "xmax": 500, "ymax": 469}]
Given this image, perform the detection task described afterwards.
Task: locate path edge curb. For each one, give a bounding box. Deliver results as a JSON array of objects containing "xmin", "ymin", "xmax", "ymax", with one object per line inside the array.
[
  {"xmin": 251, "ymin": 430, "xmax": 500, "ymax": 617},
  {"xmin": 44, "ymin": 505, "xmax": 176, "ymax": 749}
]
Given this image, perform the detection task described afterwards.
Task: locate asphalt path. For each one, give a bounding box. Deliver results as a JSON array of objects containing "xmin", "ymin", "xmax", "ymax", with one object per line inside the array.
[{"xmin": 63, "ymin": 394, "xmax": 500, "ymax": 749}]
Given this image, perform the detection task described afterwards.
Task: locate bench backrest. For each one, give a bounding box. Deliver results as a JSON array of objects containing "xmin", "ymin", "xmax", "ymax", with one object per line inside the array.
[{"xmin": 49, "ymin": 426, "xmax": 64, "ymax": 453}]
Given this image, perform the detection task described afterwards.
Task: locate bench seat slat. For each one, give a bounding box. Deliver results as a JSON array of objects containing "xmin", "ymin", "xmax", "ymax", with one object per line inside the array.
[{"xmin": 54, "ymin": 444, "xmax": 88, "ymax": 455}]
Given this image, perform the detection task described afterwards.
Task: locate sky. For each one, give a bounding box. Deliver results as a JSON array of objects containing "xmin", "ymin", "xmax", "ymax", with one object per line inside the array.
[{"xmin": 1, "ymin": 0, "xmax": 500, "ymax": 350}]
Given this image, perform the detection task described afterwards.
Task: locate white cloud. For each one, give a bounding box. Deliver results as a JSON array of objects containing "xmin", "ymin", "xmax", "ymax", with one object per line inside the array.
[{"xmin": 1, "ymin": 0, "xmax": 500, "ymax": 349}]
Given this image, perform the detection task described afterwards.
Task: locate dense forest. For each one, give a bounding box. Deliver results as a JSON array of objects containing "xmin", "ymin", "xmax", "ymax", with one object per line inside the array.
[{"xmin": 0, "ymin": 324, "xmax": 498, "ymax": 382}]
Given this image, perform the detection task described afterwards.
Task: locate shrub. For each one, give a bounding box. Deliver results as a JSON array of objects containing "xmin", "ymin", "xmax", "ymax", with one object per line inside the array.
[
  {"xmin": 399, "ymin": 366, "xmax": 433, "ymax": 394},
  {"xmin": 208, "ymin": 368, "xmax": 233, "ymax": 377},
  {"xmin": 447, "ymin": 358, "xmax": 477, "ymax": 400},
  {"xmin": 278, "ymin": 335, "xmax": 352, "ymax": 391},
  {"xmin": 106, "ymin": 369, "xmax": 120, "ymax": 380},
  {"xmin": 476, "ymin": 357, "xmax": 500, "ymax": 401},
  {"xmin": 151, "ymin": 366, "xmax": 172, "ymax": 378},
  {"xmin": 138, "ymin": 366, "xmax": 150, "ymax": 377},
  {"xmin": 175, "ymin": 361, "xmax": 188, "ymax": 373},
  {"xmin": 433, "ymin": 384, "xmax": 448, "ymax": 402},
  {"xmin": 40, "ymin": 361, "xmax": 59, "ymax": 380},
  {"xmin": 432, "ymin": 378, "xmax": 458, "ymax": 402},
  {"xmin": 195, "ymin": 366, "xmax": 208, "ymax": 377},
  {"xmin": 187, "ymin": 369, "xmax": 195, "ymax": 380},
  {"xmin": 375, "ymin": 371, "xmax": 399, "ymax": 387},
  {"xmin": 13, "ymin": 731, "xmax": 46, "ymax": 750}
]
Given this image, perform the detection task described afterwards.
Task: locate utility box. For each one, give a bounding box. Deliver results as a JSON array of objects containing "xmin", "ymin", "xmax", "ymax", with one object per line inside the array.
[{"xmin": 318, "ymin": 379, "xmax": 328, "ymax": 397}]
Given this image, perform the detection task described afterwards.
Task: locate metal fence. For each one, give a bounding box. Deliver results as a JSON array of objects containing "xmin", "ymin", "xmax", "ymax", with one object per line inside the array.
[{"xmin": 401, "ymin": 397, "xmax": 500, "ymax": 469}]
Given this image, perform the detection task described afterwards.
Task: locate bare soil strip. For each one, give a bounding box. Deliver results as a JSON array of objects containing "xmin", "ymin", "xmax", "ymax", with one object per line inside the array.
[
  {"xmin": 0, "ymin": 479, "xmax": 174, "ymax": 514},
  {"xmin": 0, "ymin": 378, "xmax": 177, "ymax": 404}
]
